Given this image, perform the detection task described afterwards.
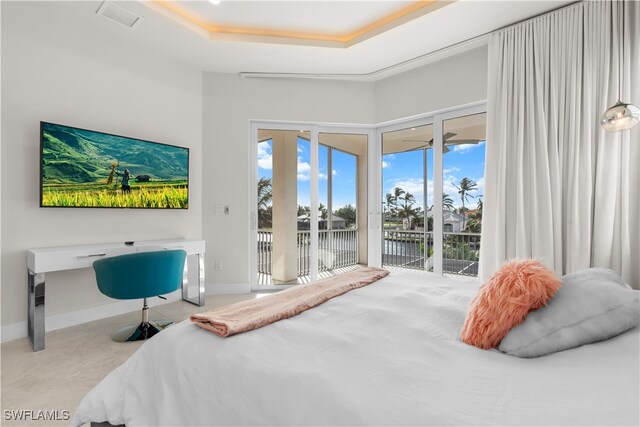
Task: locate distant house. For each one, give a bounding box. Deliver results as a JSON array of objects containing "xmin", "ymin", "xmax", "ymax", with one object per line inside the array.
[
  {"xmin": 297, "ymin": 212, "xmax": 346, "ymax": 230},
  {"xmin": 135, "ymin": 174, "xmax": 151, "ymax": 182},
  {"xmin": 426, "ymin": 208, "xmax": 465, "ymax": 233}
]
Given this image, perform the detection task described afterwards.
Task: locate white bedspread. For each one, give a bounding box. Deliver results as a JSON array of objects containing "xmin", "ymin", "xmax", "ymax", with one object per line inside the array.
[{"xmin": 72, "ymin": 270, "xmax": 640, "ymax": 426}]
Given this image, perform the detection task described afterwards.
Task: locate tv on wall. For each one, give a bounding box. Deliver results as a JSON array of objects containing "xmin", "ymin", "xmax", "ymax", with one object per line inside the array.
[{"xmin": 40, "ymin": 122, "xmax": 189, "ymax": 209}]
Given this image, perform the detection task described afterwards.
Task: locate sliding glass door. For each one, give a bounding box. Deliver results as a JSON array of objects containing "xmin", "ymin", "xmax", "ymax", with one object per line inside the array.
[
  {"xmin": 378, "ymin": 104, "xmax": 486, "ymax": 277},
  {"xmin": 381, "ymin": 124, "xmax": 434, "ymax": 271},
  {"xmin": 441, "ymin": 112, "xmax": 486, "ymax": 277},
  {"xmin": 255, "ymin": 129, "xmax": 311, "ymax": 286},
  {"xmin": 249, "ymin": 103, "xmax": 485, "ymax": 290},
  {"xmin": 251, "ymin": 124, "xmax": 369, "ymax": 290},
  {"xmin": 317, "ymin": 132, "xmax": 367, "ymax": 279}
]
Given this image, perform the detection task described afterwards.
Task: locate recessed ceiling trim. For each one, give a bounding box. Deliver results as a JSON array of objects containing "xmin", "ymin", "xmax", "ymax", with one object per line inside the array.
[
  {"xmin": 239, "ymin": 32, "xmax": 489, "ymax": 82},
  {"xmin": 346, "ymin": 0, "xmax": 454, "ymax": 47},
  {"xmin": 145, "ymin": 0, "xmax": 455, "ymax": 48}
]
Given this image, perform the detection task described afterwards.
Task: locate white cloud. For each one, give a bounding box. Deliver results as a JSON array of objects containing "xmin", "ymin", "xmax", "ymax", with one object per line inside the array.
[
  {"xmin": 297, "ymin": 157, "xmax": 310, "ymax": 181},
  {"xmin": 474, "ymin": 177, "xmax": 485, "ymax": 201},
  {"xmin": 382, "ymin": 160, "xmax": 390, "ymax": 169},
  {"xmin": 297, "ymin": 158, "xmax": 329, "ymax": 181},
  {"xmin": 390, "ymin": 179, "xmax": 424, "ymax": 195},
  {"xmin": 257, "ymin": 141, "xmax": 272, "ymax": 170},
  {"xmin": 332, "ymin": 169, "xmax": 338, "ymax": 176},
  {"xmin": 386, "ymin": 178, "xmax": 432, "ymax": 208},
  {"xmin": 451, "ymin": 140, "xmax": 486, "ymax": 153},
  {"xmin": 297, "ymin": 159, "xmax": 310, "ymax": 173},
  {"xmin": 443, "ymin": 166, "xmax": 460, "ymax": 174},
  {"xmin": 443, "ymin": 180, "xmax": 460, "ymax": 204}
]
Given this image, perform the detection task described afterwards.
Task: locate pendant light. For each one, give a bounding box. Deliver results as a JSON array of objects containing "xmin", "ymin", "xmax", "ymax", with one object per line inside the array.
[
  {"xmin": 601, "ymin": 17, "xmax": 639, "ymax": 132},
  {"xmin": 600, "ymin": 101, "xmax": 640, "ymax": 131}
]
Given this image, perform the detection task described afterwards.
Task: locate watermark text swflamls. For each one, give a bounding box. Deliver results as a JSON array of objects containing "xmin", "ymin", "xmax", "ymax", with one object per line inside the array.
[{"xmin": 3, "ymin": 409, "xmax": 70, "ymax": 422}]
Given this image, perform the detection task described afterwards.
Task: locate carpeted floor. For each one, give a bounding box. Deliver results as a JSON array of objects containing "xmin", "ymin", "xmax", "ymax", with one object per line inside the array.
[{"xmin": 0, "ymin": 293, "xmax": 256, "ymax": 426}]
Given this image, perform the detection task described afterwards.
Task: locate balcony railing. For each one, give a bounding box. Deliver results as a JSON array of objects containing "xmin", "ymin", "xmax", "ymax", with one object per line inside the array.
[
  {"xmin": 259, "ymin": 229, "xmax": 480, "ymax": 278},
  {"xmin": 443, "ymin": 232, "xmax": 480, "ymax": 276},
  {"xmin": 257, "ymin": 230, "xmax": 273, "ymax": 276},
  {"xmin": 382, "ymin": 230, "xmax": 433, "ymax": 271},
  {"xmin": 258, "ymin": 229, "xmax": 359, "ymax": 278},
  {"xmin": 382, "ymin": 230, "xmax": 480, "ymax": 277}
]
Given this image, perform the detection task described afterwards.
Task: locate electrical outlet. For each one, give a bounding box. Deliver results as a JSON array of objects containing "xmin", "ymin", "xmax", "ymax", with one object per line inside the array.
[{"xmin": 214, "ymin": 261, "xmax": 222, "ymax": 270}]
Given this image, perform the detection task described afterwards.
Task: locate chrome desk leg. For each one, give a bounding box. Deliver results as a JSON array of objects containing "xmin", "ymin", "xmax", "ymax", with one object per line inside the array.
[
  {"xmin": 28, "ymin": 270, "xmax": 45, "ymax": 351},
  {"xmin": 181, "ymin": 253, "xmax": 205, "ymax": 307}
]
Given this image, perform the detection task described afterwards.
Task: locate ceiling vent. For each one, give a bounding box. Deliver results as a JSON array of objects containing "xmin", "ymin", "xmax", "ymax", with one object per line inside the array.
[{"xmin": 96, "ymin": 1, "xmax": 142, "ymax": 29}]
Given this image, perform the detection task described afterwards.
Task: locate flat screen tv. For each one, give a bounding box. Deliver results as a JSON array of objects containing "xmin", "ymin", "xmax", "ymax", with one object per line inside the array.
[{"xmin": 40, "ymin": 122, "xmax": 189, "ymax": 209}]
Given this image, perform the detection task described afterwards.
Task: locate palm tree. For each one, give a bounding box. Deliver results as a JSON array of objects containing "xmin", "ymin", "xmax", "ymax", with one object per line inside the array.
[
  {"xmin": 258, "ymin": 177, "xmax": 272, "ymax": 210},
  {"xmin": 385, "ymin": 193, "xmax": 397, "ymax": 217},
  {"xmin": 396, "ymin": 191, "xmax": 420, "ymax": 229},
  {"xmin": 400, "ymin": 192, "xmax": 416, "ymax": 209},
  {"xmin": 393, "ymin": 187, "xmax": 406, "ymax": 201},
  {"xmin": 442, "ymin": 193, "xmax": 454, "ymax": 211},
  {"xmin": 257, "ymin": 177, "xmax": 272, "ymax": 228},
  {"xmin": 385, "ymin": 187, "xmax": 406, "ymax": 223},
  {"xmin": 452, "ymin": 177, "xmax": 478, "ymax": 230},
  {"xmin": 464, "ymin": 197, "xmax": 483, "ymax": 233},
  {"xmin": 297, "ymin": 205, "xmax": 310, "ymax": 216}
]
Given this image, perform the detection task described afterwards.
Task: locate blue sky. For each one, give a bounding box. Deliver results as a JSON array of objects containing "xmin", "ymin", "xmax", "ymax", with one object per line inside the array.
[
  {"xmin": 383, "ymin": 141, "xmax": 486, "ymax": 210},
  {"xmin": 258, "ymin": 138, "xmax": 357, "ymax": 211},
  {"xmin": 258, "ymin": 137, "xmax": 485, "ymax": 212}
]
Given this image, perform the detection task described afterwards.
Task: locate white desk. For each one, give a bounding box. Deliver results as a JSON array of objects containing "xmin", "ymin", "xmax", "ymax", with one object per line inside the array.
[{"xmin": 26, "ymin": 239, "xmax": 205, "ymax": 351}]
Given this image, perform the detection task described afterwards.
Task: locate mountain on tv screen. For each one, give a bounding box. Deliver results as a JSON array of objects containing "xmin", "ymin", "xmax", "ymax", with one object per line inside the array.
[{"xmin": 40, "ymin": 122, "xmax": 189, "ymax": 209}]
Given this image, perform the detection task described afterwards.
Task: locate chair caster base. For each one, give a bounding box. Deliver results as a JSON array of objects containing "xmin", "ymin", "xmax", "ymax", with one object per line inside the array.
[{"xmin": 111, "ymin": 320, "xmax": 174, "ymax": 342}]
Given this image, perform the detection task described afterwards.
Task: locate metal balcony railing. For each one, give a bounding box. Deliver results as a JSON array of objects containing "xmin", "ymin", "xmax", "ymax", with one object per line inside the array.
[
  {"xmin": 382, "ymin": 230, "xmax": 433, "ymax": 271},
  {"xmin": 259, "ymin": 229, "xmax": 480, "ymax": 278},
  {"xmin": 442, "ymin": 232, "xmax": 480, "ymax": 277},
  {"xmin": 257, "ymin": 229, "xmax": 359, "ymax": 277},
  {"xmin": 257, "ymin": 230, "xmax": 273, "ymax": 275},
  {"xmin": 382, "ymin": 230, "xmax": 480, "ymax": 277}
]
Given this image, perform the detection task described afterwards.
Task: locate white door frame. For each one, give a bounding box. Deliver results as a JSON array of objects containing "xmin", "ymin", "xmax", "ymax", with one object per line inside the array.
[
  {"xmin": 376, "ymin": 116, "xmax": 437, "ymax": 272},
  {"xmin": 374, "ymin": 102, "xmax": 486, "ymax": 275},
  {"xmin": 249, "ymin": 121, "xmax": 373, "ymax": 291},
  {"xmin": 248, "ymin": 101, "xmax": 486, "ymax": 289}
]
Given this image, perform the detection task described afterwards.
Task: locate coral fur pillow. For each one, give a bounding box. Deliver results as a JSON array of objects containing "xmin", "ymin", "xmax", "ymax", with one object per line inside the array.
[{"xmin": 460, "ymin": 259, "xmax": 562, "ymax": 349}]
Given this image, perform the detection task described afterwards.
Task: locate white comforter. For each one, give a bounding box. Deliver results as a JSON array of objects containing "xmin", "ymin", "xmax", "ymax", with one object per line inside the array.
[{"xmin": 72, "ymin": 270, "xmax": 640, "ymax": 426}]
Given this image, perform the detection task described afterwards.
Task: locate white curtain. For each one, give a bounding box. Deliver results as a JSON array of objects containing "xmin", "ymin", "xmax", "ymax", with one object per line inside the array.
[{"xmin": 480, "ymin": 0, "xmax": 640, "ymax": 288}]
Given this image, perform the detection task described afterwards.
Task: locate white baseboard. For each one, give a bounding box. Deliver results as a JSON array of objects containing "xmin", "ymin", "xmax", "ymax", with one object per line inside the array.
[
  {"xmin": 206, "ymin": 282, "xmax": 251, "ymax": 295},
  {"xmin": 1, "ymin": 322, "xmax": 28, "ymax": 344},
  {"xmin": 0, "ymin": 291, "xmax": 181, "ymax": 344},
  {"xmin": 1, "ymin": 284, "xmax": 251, "ymax": 344}
]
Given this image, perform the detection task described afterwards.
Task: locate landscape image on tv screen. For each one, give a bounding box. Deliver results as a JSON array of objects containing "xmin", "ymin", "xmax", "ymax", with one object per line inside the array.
[{"xmin": 40, "ymin": 122, "xmax": 189, "ymax": 209}]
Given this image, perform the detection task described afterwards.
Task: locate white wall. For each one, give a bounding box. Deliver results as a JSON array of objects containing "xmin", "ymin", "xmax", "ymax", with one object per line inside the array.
[
  {"xmin": 0, "ymin": 2, "xmax": 202, "ymax": 329},
  {"xmin": 1, "ymin": 1, "xmax": 489, "ymax": 334},
  {"xmin": 374, "ymin": 46, "xmax": 488, "ymax": 123},
  {"xmin": 202, "ymin": 74, "xmax": 374, "ymax": 289},
  {"xmin": 201, "ymin": 48, "xmax": 488, "ymax": 289}
]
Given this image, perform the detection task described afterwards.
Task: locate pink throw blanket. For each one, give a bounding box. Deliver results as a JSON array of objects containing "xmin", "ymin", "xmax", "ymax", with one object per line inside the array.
[{"xmin": 190, "ymin": 267, "xmax": 390, "ymax": 337}]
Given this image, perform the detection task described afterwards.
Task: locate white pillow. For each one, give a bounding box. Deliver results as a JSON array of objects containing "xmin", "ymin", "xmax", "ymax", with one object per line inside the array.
[{"xmin": 499, "ymin": 268, "xmax": 639, "ymax": 358}]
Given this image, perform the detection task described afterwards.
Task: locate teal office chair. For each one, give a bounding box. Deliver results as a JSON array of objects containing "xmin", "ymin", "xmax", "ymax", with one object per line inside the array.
[{"xmin": 93, "ymin": 250, "xmax": 187, "ymax": 342}]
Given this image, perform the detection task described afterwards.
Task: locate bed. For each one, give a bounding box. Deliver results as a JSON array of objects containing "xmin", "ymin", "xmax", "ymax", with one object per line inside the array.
[{"xmin": 72, "ymin": 269, "xmax": 640, "ymax": 426}]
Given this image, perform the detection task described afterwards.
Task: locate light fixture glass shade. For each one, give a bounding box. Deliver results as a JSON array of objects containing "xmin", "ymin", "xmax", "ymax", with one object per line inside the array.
[{"xmin": 600, "ymin": 100, "xmax": 640, "ymax": 132}]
